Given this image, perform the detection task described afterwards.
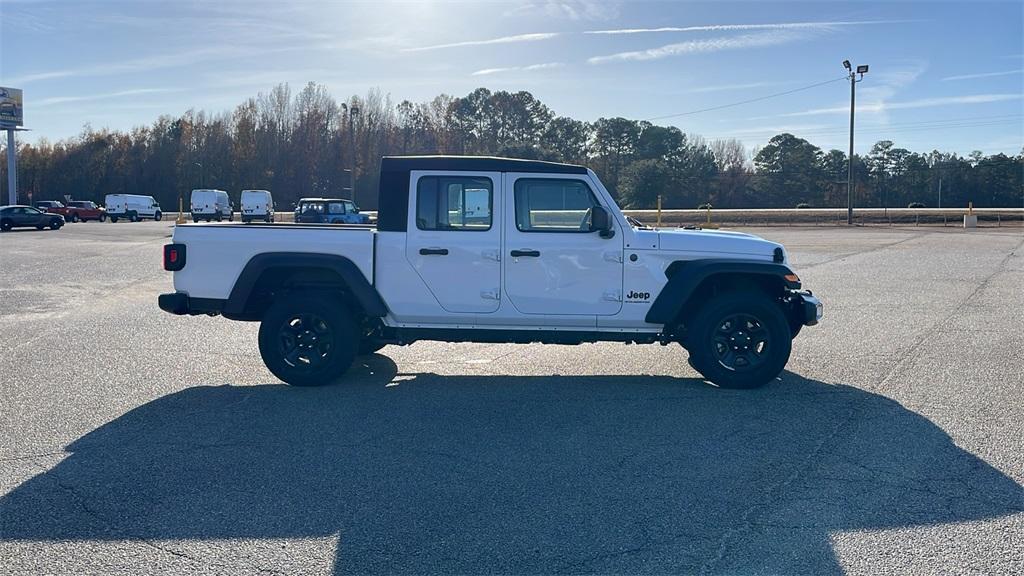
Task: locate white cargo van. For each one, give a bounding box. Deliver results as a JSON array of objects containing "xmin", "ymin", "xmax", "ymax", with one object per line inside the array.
[
  {"xmin": 190, "ymin": 189, "xmax": 233, "ymax": 222},
  {"xmin": 105, "ymin": 194, "xmax": 161, "ymax": 222},
  {"xmin": 240, "ymin": 190, "xmax": 274, "ymax": 223}
]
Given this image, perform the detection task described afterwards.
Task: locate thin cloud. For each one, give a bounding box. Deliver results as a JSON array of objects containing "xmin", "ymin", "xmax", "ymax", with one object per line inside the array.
[
  {"xmin": 781, "ymin": 94, "xmax": 1023, "ymax": 117},
  {"xmin": 402, "ymin": 33, "xmax": 560, "ymax": 53},
  {"xmin": 8, "ymin": 46, "xmax": 300, "ymax": 85},
  {"xmin": 505, "ymin": 1, "xmax": 619, "ymax": 21},
  {"xmin": 471, "ymin": 63, "xmax": 564, "ymax": 76},
  {"xmin": 585, "ymin": 20, "xmax": 905, "ymax": 35},
  {"xmin": 588, "ymin": 30, "xmax": 804, "ymax": 64},
  {"xmin": 942, "ymin": 69, "xmax": 1023, "ymax": 81},
  {"xmin": 36, "ymin": 88, "xmax": 185, "ymax": 107}
]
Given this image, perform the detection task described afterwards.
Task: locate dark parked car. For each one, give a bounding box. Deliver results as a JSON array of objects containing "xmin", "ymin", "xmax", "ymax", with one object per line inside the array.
[{"xmin": 0, "ymin": 205, "xmax": 65, "ymax": 231}]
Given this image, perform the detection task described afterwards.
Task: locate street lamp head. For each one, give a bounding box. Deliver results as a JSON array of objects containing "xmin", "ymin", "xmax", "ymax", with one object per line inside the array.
[
  {"xmin": 843, "ymin": 60, "xmax": 851, "ymax": 70},
  {"xmin": 856, "ymin": 64, "xmax": 869, "ymax": 74}
]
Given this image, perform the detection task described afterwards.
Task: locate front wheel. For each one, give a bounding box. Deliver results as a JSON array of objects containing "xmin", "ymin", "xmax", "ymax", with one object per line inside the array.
[
  {"xmin": 258, "ymin": 296, "xmax": 358, "ymax": 386},
  {"xmin": 685, "ymin": 291, "xmax": 792, "ymax": 389},
  {"xmin": 154, "ymin": 211, "xmax": 162, "ymax": 221},
  {"xmin": 99, "ymin": 214, "xmax": 107, "ymax": 222},
  {"xmin": 70, "ymin": 213, "xmax": 79, "ymax": 223},
  {"xmin": 110, "ymin": 217, "xmax": 118, "ymax": 223},
  {"xmin": 50, "ymin": 219, "xmax": 63, "ymax": 230}
]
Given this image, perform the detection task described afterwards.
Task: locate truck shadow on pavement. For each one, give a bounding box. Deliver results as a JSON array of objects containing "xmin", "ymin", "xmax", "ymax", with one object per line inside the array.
[{"xmin": 2, "ymin": 355, "xmax": 1022, "ymax": 574}]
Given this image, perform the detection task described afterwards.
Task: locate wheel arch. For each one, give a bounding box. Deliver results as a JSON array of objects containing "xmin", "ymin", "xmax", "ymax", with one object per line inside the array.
[
  {"xmin": 645, "ymin": 259, "xmax": 800, "ymax": 325},
  {"xmin": 224, "ymin": 253, "xmax": 388, "ymax": 321}
]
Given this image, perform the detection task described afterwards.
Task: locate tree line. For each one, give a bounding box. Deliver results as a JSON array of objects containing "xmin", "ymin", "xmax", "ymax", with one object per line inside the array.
[{"xmin": 3, "ymin": 83, "xmax": 1021, "ymax": 210}]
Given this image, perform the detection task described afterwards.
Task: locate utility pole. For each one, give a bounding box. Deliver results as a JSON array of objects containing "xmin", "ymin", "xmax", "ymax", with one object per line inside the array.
[
  {"xmin": 937, "ymin": 177, "xmax": 942, "ymax": 209},
  {"xmin": 843, "ymin": 60, "xmax": 868, "ymax": 225},
  {"xmin": 5, "ymin": 129, "xmax": 16, "ymax": 205}
]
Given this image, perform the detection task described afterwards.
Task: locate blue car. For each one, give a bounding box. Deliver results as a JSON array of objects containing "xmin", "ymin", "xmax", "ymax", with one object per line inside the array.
[{"xmin": 294, "ymin": 198, "xmax": 369, "ymax": 224}]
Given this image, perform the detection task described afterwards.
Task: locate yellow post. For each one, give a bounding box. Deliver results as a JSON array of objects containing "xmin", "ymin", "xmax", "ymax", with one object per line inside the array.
[
  {"xmin": 656, "ymin": 195, "xmax": 662, "ymax": 228},
  {"xmin": 175, "ymin": 194, "xmax": 187, "ymax": 225}
]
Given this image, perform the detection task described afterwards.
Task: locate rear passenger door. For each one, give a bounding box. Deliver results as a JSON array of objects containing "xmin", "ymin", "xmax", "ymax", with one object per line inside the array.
[{"xmin": 405, "ymin": 172, "xmax": 502, "ymax": 314}]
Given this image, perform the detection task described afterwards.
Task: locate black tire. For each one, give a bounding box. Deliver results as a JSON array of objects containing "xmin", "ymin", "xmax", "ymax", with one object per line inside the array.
[
  {"xmin": 193, "ymin": 217, "xmax": 200, "ymax": 223},
  {"xmin": 0, "ymin": 219, "xmax": 11, "ymax": 231},
  {"xmin": 242, "ymin": 217, "xmax": 250, "ymax": 224},
  {"xmin": 686, "ymin": 291, "xmax": 792, "ymax": 389},
  {"xmin": 154, "ymin": 211, "xmax": 162, "ymax": 221},
  {"xmin": 215, "ymin": 214, "xmax": 222, "ymax": 222},
  {"xmin": 258, "ymin": 295, "xmax": 358, "ymax": 386},
  {"xmin": 110, "ymin": 217, "xmax": 118, "ymax": 223},
  {"xmin": 130, "ymin": 212, "xmax": 139, "ymax": 222},
  {"xmin": 228, "ymin": 213, "xmax": 233, "ymax": 222},
  {"xmin": 36, "ymin": 224, "xmax": 45, "ymax": 230},
  {"xmin": 99, "ymin": 213, "xmax": 107, "ymax": 222},
  {"xmin": 50, "ymin": 219, "xmax": 63, "ymax": 230},
  {"xmin": 70, "ymin": 213, "xmax": 79, "ymax": 223},
  {"xmin": 266, "ymin": 215, "xmax": 273, "ymax": 223},
  {"xmin": 358, "ymin": 339, "xmax": 387, "ymax": 355}
]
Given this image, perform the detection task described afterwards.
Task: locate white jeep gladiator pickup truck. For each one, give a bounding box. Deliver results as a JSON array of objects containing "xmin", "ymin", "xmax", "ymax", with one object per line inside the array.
[{"xmin": 160, "ymin": 156, "xmax": 821, "ymax": 388}]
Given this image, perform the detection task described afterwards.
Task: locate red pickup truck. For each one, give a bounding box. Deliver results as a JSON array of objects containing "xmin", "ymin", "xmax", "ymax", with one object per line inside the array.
[{"xmin": 34, "ymin": 200, "xmax": 107, "ymax": 222}]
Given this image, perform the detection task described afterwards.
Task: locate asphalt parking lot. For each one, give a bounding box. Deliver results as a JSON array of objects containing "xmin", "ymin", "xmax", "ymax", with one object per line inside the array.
[{"xmin": 1, "ymin": 221, "xmax": 1022, "ymax": 575}]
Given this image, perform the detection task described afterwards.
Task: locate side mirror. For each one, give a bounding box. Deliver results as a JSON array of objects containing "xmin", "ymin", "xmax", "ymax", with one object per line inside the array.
[{"xmin": 590, "ymin": 205, "xmax": 615, "ymax": 238}]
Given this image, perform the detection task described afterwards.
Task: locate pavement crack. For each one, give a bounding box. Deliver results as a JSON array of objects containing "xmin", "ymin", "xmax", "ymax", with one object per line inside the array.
[{"xmin": 697, "ymin": 402, "xmax": 861, "ymax": 575}]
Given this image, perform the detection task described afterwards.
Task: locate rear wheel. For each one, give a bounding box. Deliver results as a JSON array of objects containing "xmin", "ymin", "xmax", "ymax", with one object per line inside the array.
[
  {"xmin": 110, "ymin": 217, "xmax": 118, "ymax": 223},
  {"xmin": 70, "ymin": 213, "xmax": 79, "ymax": 223},
  {"xmin": 0, "ymin": 219, "xmax": 11, "ymax": 231},
  {"xmin": 130, "ymin": 212, "xmax": 139, "ymax": 222},
  {"xmin": 686, "ymin": 291, "xmax": 791, "ymax": 389},
  {"xmin": 258, "ymin": 296, "xmax": 358, "ymax": 386},
  {"xmin": 358, "ymin": 339, "xmax": 387, "ymax": 355}
]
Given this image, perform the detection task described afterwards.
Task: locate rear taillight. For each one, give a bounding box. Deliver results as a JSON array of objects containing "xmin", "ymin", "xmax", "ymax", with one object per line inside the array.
[{"xmin": 163, "ymin": 243, "xmax": 186, "ymax": 271}]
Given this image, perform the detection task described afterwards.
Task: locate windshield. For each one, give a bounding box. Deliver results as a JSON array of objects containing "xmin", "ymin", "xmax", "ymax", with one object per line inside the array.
[{"xmin": 298, "ymin": 202, "xmax": 325, "ymax": 213}]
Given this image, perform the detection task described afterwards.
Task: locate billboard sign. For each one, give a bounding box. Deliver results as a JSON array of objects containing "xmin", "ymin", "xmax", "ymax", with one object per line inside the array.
[{"xmin": 0, "ymin": 87, "xmax": 24, "ymax": 128}]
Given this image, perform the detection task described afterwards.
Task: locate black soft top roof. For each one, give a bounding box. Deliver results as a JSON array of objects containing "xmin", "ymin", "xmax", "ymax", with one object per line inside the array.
[{"xmin": 380, "ymin": 155, "xmax": 588, "ymax": 175}]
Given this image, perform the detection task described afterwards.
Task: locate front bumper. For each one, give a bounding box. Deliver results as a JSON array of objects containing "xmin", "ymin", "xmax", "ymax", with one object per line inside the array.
[{"xmin": 790, "ymin": 290, "xmax": 823, "ymax": 326}]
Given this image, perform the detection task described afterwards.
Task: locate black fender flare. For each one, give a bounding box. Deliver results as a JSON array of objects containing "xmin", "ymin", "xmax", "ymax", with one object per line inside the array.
[
  {"xmin": 645, "ymin": 259, "xmax": 800, "ymax": 324},
  {"xmin": 224, "ymin": 253, "xmax": 388, "ymax": 317}
]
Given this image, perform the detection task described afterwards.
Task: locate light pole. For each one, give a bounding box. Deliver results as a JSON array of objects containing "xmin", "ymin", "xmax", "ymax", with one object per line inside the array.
[
  {"xmin": 342, "ymin": 103, "xmax": 359, "ymax": 204},
  {"xmin": 843, "ymin": 60, "xmax": 868, "ymax": 225}
]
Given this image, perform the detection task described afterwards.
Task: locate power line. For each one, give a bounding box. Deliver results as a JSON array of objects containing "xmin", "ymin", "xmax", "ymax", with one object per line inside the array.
[
  {"xmin": 645, "ymin": 76, "xmax": 848, "ymax": 122},
  {"xmin": 697, "ymin": 114, "xmax": 1024, "ymax": 141}
]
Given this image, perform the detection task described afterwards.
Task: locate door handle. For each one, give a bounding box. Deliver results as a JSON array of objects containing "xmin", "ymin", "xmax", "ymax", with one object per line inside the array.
[
  {"xmin": 419, "ymin": 248, "xmax": 449, "ymax": 255},
  {"xmin": 510, "ymin": 249, "xmax": 540, "ymax": 257}
]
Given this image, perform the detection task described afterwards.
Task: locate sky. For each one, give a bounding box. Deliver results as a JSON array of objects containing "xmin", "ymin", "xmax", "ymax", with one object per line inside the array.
[{"xmin": 1, "ymin": 0, "xmax": 1022, "ymax": 156}]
